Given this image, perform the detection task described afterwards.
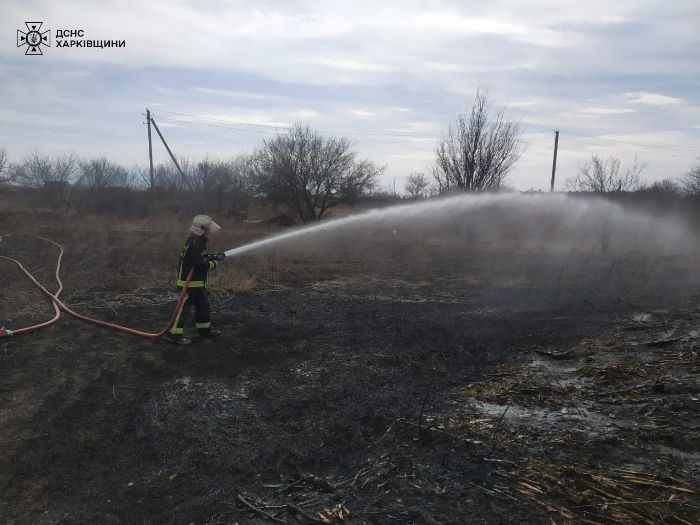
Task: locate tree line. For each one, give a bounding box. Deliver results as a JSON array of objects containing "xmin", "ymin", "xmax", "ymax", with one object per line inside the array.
[
  {"xmin": 0, "ymin": 124, "xmax": 383, "ymax": 222},
  {"xmin": 1, "ymin": 90, "xmax": 699, "ymax": 222}
]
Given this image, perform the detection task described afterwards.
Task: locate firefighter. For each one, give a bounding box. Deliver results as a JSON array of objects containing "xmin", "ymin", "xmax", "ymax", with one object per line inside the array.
[{"xmin": 165, "ymin": 215, "xmax": 225, "ymax": 345}]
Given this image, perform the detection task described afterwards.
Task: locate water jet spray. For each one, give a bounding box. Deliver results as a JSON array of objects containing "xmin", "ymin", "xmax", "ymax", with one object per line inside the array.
[{"xmin": 222, "ymin": 193, "xmax": 692, "ymax": 259}]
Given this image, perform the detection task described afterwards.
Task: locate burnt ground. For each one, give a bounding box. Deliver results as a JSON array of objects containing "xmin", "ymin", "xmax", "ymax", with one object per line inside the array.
[{"xmin": 0, "ymin": 228, "xmax": 699, "ymax": 524}]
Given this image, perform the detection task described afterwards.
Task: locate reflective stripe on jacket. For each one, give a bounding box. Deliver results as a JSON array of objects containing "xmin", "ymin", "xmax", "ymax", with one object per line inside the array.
[{"xmin": 176, "ymin": 234, "xmax": 215, "ymax": 288}]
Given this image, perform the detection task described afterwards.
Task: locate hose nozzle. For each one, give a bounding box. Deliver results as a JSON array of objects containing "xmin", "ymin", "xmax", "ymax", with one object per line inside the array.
[
  {"xmin": 0, "ymin": 327, "xmax": 13, "ymax": 337},
  {"xmin": 205, "ymin": 252, "xmax": 226, "ymax": 262}
]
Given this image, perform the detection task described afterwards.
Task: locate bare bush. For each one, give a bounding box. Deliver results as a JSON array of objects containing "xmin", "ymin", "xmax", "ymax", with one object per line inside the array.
[
  {"xmin": 153, "ymin": 162, "xmax": 180, "ymax": 190},
  {"xmin": 253, "ymin": 123, "xmax": 382, "ymax": 222},
  {"xmin": 73, "ymin": 157, "xmax": 140, "ymax": 214},
  {"xmin": 132, "ymin": 156, "xmax": 253, "ymax": 217},
  {"xmin": 175, "ymin": 157, "xmax": 203, "ymax": 195},
  {"xmin": 645, "ymin": 178, "xmax": 680, "ymax": 195},
  {"xmin": 0, "ymin": 148, "xmax": 8, "ymax": 184},
  {"xmin": 565, "ymin": 155, "xmax": 645, "ymax": 192},
  {"xmin": 78, "ymin": 157, "xmax": 132, "ymax": 189},
  {"xmin": 10, "ymin": 150, "xmax": 77, "ymax": 209},
  {"xmin": 405, "ymin": 172, "xmax": 430, "ymax": 199},
  {"xmin": 192, "ymin": 155, "xmax": 254, "ymax": 218},
  {"xmin": 135, "ymin": 161, "xmax": 188, "ymax": 192},
  {"xmin": 433, "ymin": 88, "xmax": 523, "ymax": 193},
  {"xmin": 680, "ymin": 161, "xmax": 700, "ymax": 196}
]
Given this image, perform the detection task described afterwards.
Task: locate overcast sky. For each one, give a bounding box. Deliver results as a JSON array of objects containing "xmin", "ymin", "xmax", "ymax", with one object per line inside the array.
[{"xmin": 1, "ymin": 0, "xmax": 699, "ymax": 191}]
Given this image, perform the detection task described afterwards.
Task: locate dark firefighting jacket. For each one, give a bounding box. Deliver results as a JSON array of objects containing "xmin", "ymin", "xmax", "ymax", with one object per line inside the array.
[{"xmin": 176, "ymin": 234, "xmax": 216, "ymax": 288}]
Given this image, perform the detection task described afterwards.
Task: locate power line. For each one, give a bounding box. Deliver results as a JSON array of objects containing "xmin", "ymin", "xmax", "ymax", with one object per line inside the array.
[
  {"xmin": 564, "ymin": 130, "xmax": 697, "ymax": 153},
  {"xmin": 164, "ymin": 117, "xmax": 539, "ymax": 148},
  {"xmin": 152, "ymin": 108, "xmax": 697, "ymax": 158},
  {"xmin": 565, "ymin": 137, "xmax": 697, "ymax": 158},
  {"xmin": 152, "ymin": 115, "xmax": 282, "ymax": 135},
  {"xmin": 156, "ymin": 108, "xmax": 555, "ymax": 141},
  {"xmin": 155, "ymin": 116, "xmax": 439, "ymax": 145},
  {"xmin": 157, "ymin": 108, "xmax": 438, "ymax": 139},
  {"xmin": 155, "ymin": 113, "xmax": 434, "ymax": 142},
  {"xmin": 156, "ymin": 109, "xmax": 287, "ymax": 130},
  {"xmin": 153, "ymin": 111, "xmax": 435, "ymax": 144}
]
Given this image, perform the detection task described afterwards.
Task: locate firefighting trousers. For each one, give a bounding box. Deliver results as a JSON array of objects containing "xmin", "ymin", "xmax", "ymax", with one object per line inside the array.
[{"xmin": 169, "ymin": 288, "xmax": 212, "ymax": 336}]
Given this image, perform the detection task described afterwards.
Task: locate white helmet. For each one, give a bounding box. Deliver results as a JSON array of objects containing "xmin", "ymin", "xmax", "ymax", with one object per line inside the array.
[{"xmin": 189, "ymin": 214, "xmax": 221, "ymax": 236}]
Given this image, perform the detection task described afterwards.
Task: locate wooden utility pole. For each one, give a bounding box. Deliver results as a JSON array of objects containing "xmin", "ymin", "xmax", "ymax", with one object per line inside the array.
[
  {"xmin": 149, "ymin": 117, "xmax": 192, "ymax": 192},
  {"xmin": 149, "ymin": 116, "xmax": 204, "ymax": 216},
  {"xmin": 550, "ymin": 130, "xmax": 559, "ymax": 192},
  {"xmin": 146, "ymin": 109, "xmax": 155, "ymax": 195}
]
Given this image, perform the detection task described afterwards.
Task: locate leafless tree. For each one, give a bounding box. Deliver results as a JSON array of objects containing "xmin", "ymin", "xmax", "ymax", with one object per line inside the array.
[
  {"xmin": 133, "ymin": 156, "xmax": 251, "ymax": 216},
  {"xmin": 134, "ymin": 159, "xmax": 194, "ymax": 193},
  {"xmin": 433, "ymin": 88, "xmax": 523, "ymax": 193},
  {"xmin": 192, "ymin": 155, "xmax": 254, "ymax": 217},
  {"xmin": 679, "ymin": 160, "xmax": 700, "ymax": 195},
  {"xmin": 253, "ymin": 123, "xmax": 382, "ymax": 222},
  {"xmin": 405, "ymin": 172, "xmax": 430, "ymax": 199},
  {"xmin": 72, "ymin": 157, "xmax": 137, "ymax": 214},
  {"xmin": 337, "ymin": 158, "xmax": 383, "ymax": 206},
  {"xmin": 166, "ymin": 157, "xmax": 195, "ymax": 193},
  {"xmin": 10, "ymin": 150, "xmax": 77, "ymax": 209},
  {"xmin": 0, "ymin": 148, "xmax": 8, "ymax": 184},
  {"xmin": 77, "ymin": 157, "xmax": 132, "ymax": 189},
  {"xmin": 153, "ymin": 163, "xmax": 179, "ymax": 190},
  {"xmin": 565, "ymin": 155, "xmax": 645, "ymax": 192},
  {"xmin": 130, "ymin": 164, "xmax": 152, "ymax": 190},
  {"xmin": 646, "ymin": 178, "xmax": 680, "ymax": 194}
]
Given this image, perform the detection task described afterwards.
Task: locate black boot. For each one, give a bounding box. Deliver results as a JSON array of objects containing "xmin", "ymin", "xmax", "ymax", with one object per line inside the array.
[
  {"xmin": 164, "ymin": 333, "xmax": 193, "ymax": 345},
  {"xmin": 198, "ymin": 328, "xmax": 221, "ymax": 338}
]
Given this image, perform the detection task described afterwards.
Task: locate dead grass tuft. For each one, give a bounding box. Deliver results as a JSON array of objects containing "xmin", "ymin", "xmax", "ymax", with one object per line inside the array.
[
  {"xmin": 211, "ymin": 267, "xmax": 257, "ymax": 294},
  {"xmin": 208, "ymin": 257, "xmax": 296, "ymax": 293}
]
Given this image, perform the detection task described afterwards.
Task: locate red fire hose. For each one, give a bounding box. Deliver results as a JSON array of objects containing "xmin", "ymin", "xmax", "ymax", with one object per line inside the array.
[
  {"xmin": 0, "ymin": 235, "xmax": 193, "ymax": 338},
  {"xmin": 0, "ymin": 235, "xmax": 64, "ymax": 336}
]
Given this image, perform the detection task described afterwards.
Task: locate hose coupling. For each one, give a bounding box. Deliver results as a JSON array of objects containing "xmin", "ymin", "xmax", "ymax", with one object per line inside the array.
[{"xmin": 0, "ymin": 327, "xmax": 13, "ymax": 337}]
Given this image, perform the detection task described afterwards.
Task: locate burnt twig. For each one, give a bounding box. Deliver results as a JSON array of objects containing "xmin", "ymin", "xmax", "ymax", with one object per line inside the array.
[
  {"xmin": 0, "ymin": 433, "xmax": 49, "ymax": 444},
  {"xmin": 374, "ymin": 417, "xmax": 482, "ymax": 447},
  {"xmin": 489, "ymin": 403, "xmax": 511, "ymax": 455},
  {"xmin": 583, "ymin": 381, "xmax": 653, "ymax": 399},
  {"xmin": 274, "ymin": 478, "xmax": 303, "ymax": 493},
  {"xmin": 535, "ymin": 349, "xmax": 574, "ymax": 359},
  {"xmin": 373, "ymin": 418, "xmax": 403, "ymax": 445},
  {"xmin": 285, "ymin": 503, "xmax": 324, "ymax": 523},
  {"xmin": 641, "ymin": 338, "xmax": 680, "ymax": 347},
  {"xmin": 298, "ymin": 473, "xmax": 336, "ymax": 492},
  {"xmin": 621, "ymin": 323, "xmax": 669, "ymax": 331},
  {"xmin": 237, "ymin": 494, "xmax": 287, "ymax": 523}
]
